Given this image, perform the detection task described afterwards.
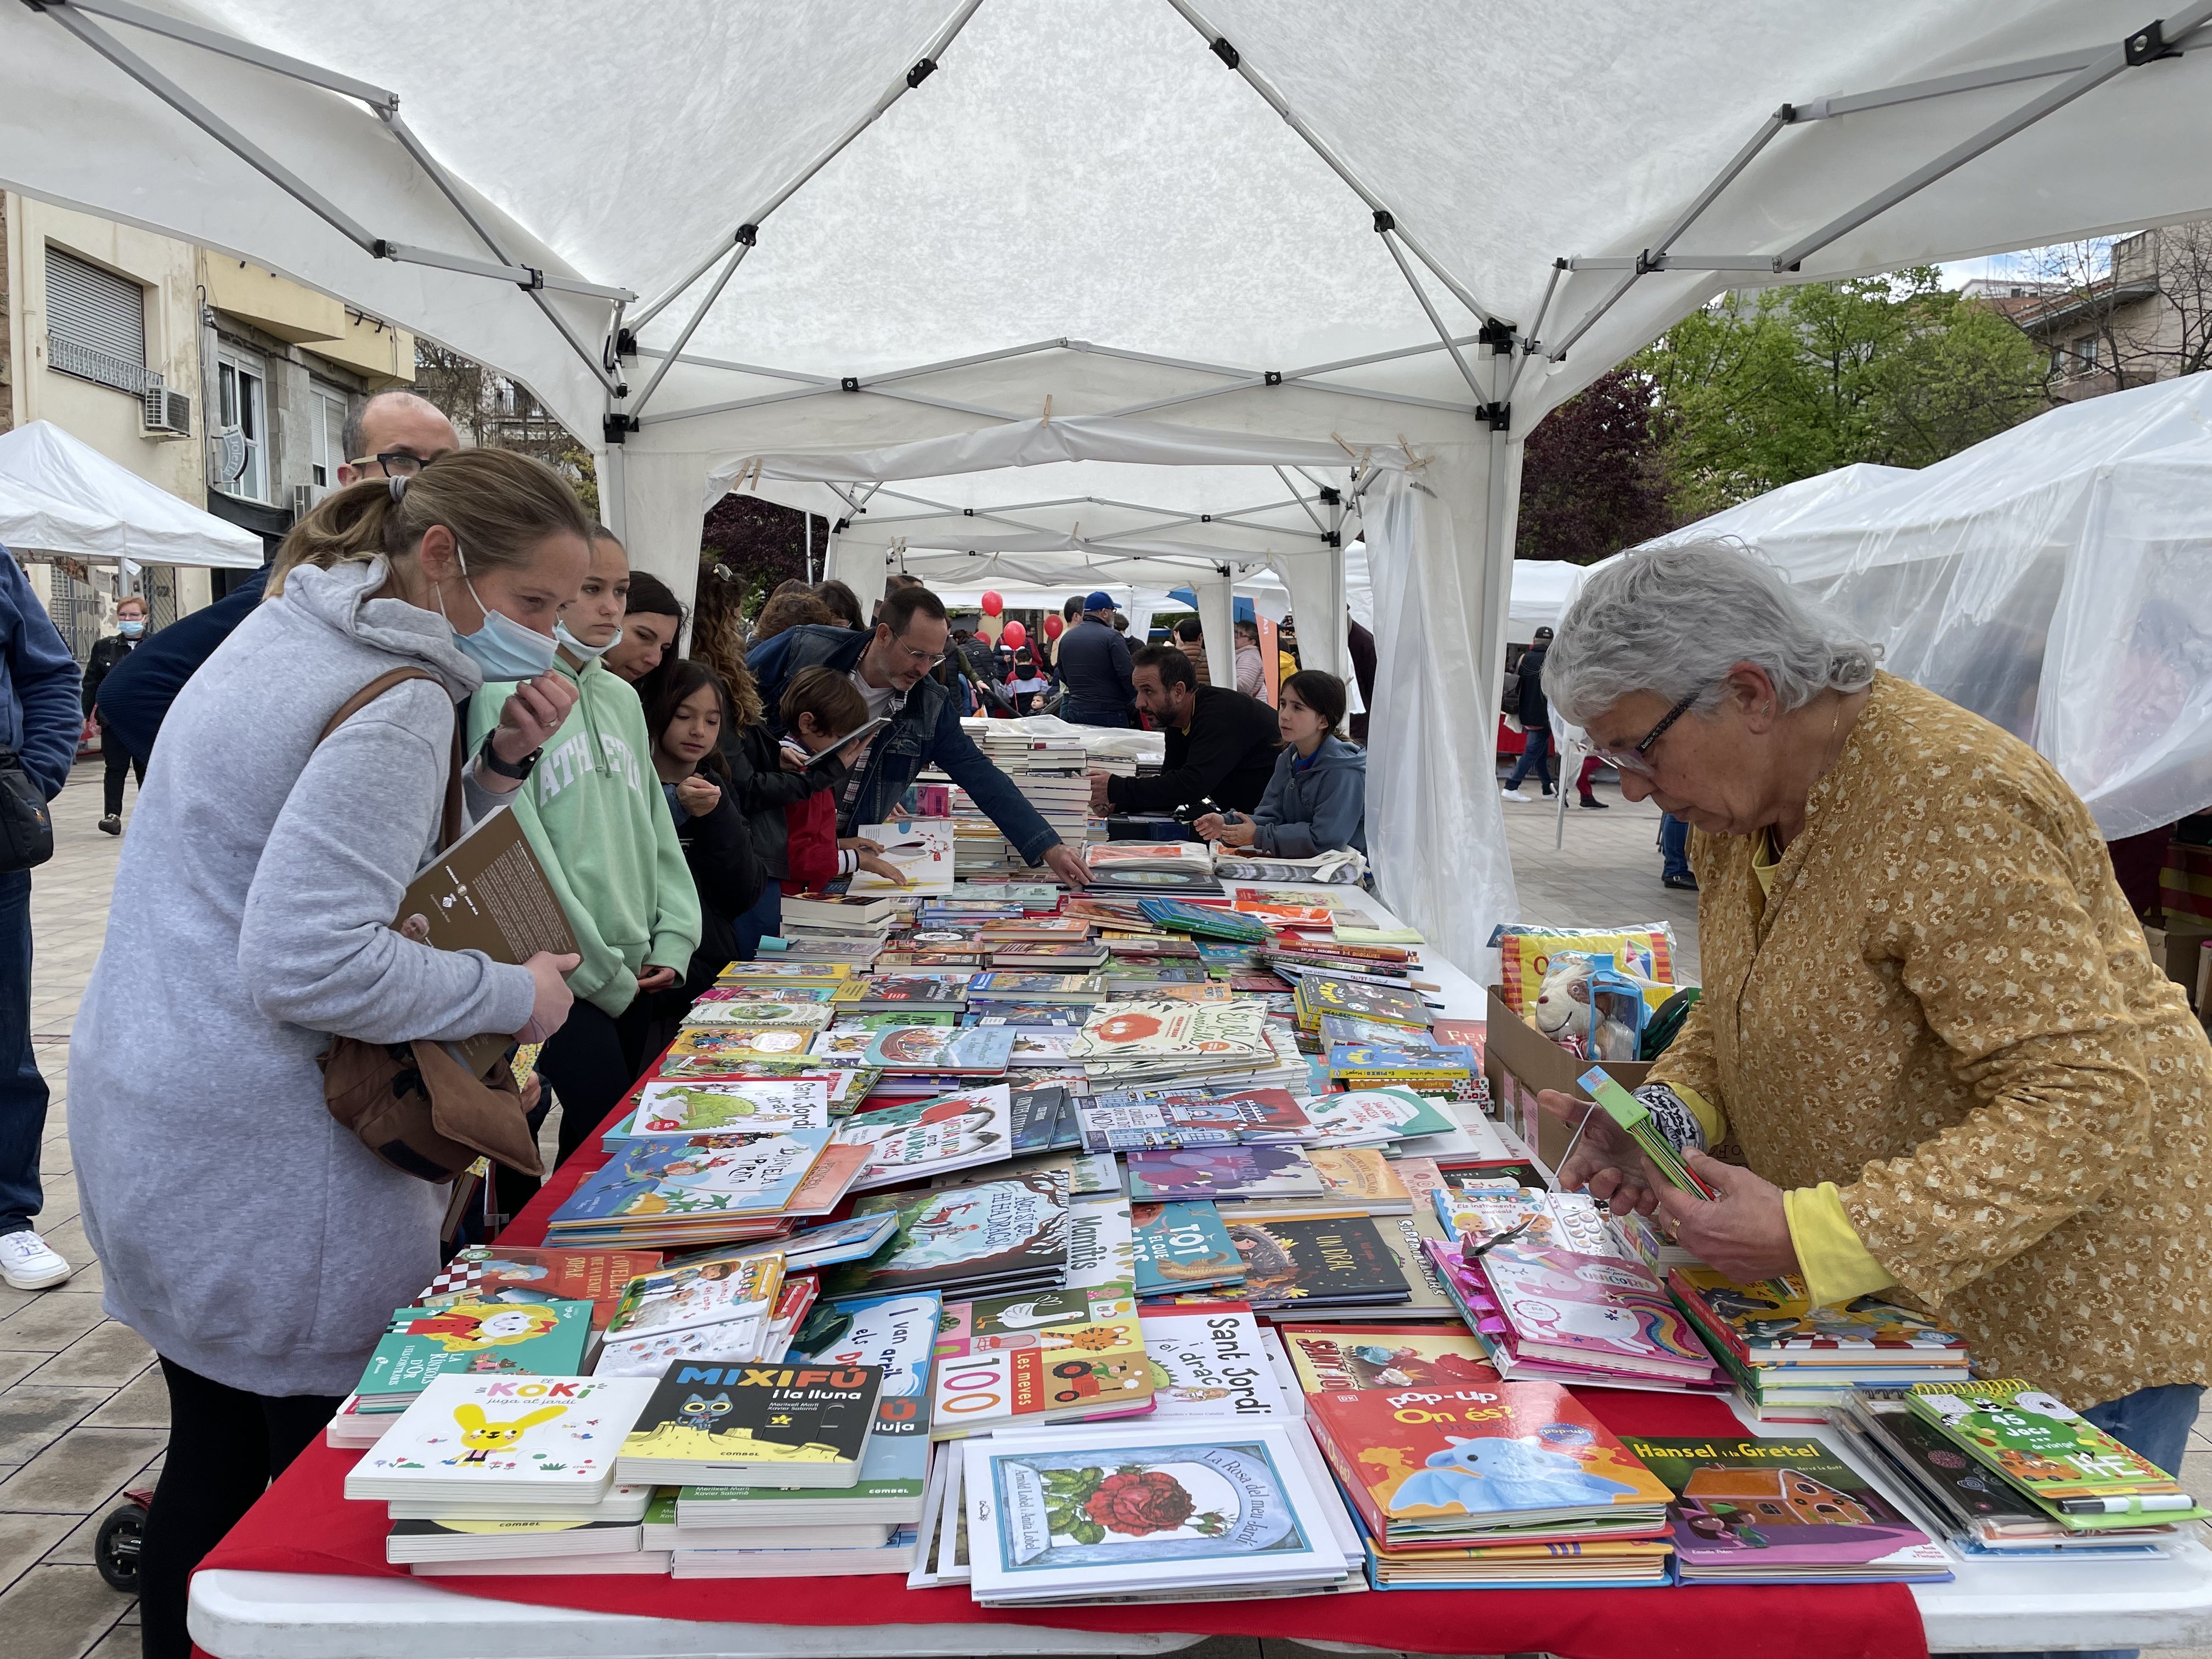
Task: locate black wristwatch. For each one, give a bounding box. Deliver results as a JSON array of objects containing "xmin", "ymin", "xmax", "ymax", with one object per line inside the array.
[{"xmin": 477, "ymin": 729, "xmax": 540, "ymax": 781}]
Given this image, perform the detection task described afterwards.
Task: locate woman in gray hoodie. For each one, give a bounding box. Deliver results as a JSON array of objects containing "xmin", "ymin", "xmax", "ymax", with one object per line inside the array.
[
  {"xmin": 1195, "ymin": 669, "xmax": 1367, "ymax": 857},
  {"xmin": 69, "ymin": 449, "xmax": 591, "ymax": 1659}
]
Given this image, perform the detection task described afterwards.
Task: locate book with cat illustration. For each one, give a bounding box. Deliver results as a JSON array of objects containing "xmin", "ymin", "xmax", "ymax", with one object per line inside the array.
[
  {"xmin": 929, "ymin": 1283, "xmax": 1154, "ymax": 1439},
  {"xmin": 616, "ymin": 1361, "xmax": 885, "ymax": 1487}
]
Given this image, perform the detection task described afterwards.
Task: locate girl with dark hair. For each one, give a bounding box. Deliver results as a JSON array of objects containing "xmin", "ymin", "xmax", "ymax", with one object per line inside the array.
[
  {"xmin": 603, "ymin": 563, "xmax": 684, "ymax": 710},
  {"xmin": 645, "ymin": 661, "xmax": 765, "ymax": 1000},
  {"xmin": 812, "ymin": 578, "xmax": 866, "ymax": 630},
  {"xmin": 1194, "ymin": 668, "xmax": 1366, "ymax": 857}
]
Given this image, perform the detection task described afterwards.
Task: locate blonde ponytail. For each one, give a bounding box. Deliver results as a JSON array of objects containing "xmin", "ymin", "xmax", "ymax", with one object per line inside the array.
[{"xmin": 269, "ymin": 448, "xmax": 591, "ymax": 597}]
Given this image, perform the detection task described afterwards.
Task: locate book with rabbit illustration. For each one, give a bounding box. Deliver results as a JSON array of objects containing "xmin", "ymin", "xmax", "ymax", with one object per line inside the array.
[
  {"xmin": 343, "ymin": 1374, "xmax": 659, "ymax": 1503},
  {"xmin": 1304, "ymin": 1378, "xmax": 1672, "ymax": 1546},
  {"xmin": 616, "ymin": 1361, "xmax": 885, "ymax": 1487}
]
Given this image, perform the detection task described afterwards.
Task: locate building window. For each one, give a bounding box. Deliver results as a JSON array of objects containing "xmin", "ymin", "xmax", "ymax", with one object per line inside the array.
[
  {"xmin": 216, "ymin": 345, "xmax": 270, "ymax": 503},
  {"xmin": 2075, "ymin": 335, "xmax": 2099, "ymax": 371},
  {"xmin": 45, "ymin": 247, "xmax": 150, "ymax": 395},
  {"xmin": 311, "ymin": 387, "xmax": 348, "ymax": 489}
]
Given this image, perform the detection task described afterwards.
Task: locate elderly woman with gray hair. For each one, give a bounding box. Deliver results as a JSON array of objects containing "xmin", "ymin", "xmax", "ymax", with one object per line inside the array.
[{"xmin": 1537, "ymin": 544, "xmax": 2212, "ymax": 1511}]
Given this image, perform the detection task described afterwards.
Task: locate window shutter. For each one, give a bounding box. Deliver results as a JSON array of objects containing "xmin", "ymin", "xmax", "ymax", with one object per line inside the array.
[{"xmin": 46, "ymin": 249, "xmax": 148, "ymax": 393}]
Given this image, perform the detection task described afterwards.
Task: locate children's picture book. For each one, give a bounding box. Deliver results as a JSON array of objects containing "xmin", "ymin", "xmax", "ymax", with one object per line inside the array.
[
  {"xmin": 345, "ymin": 1374, "xmax": 658, "ymax": 1501},
  {"xmin": 681, "ymin": 998, "xmax": 836, "ymax": 1029},
  {"xmin": 617, "ymin": 1362, "xmax": 885, "ymax": 1487},
  {"xmin": 1223, "ymin": 1215, "xmax": 1410, "ymax": 1311},
  {"xmin": 359, "ymin": 1299, "xmax": 594, "ymax": 1409},
  {"xmin": 862, "ymin": 1025, "xmax": 1018, "ymax": 1075},
  {"xmin": 1668, "ymin": 1269, "xmax": 1972, "ymax": 1360},
  {"xmin": 962, "ymin": 1420, "xmax": 1351, "ymax": 1603},
  {"xmin": 552, "ymin": 1130, "xmax": 833, "ymax": 1224},
  {"xmin": 1078, "ymin": 1088, "xmax": 1312, "ymax": 1153},
  {"xmin": 931, "ymin": 1284, "xmax": 1154, "ymax": 1439},
  {"xmin": 667, "ymin": 1025, "xmax": 820, "ymax": 1061},
  {"xmin": 595, "ymin": 1253, "xmax": 786, "ymax": 1376},
  {"xmin": 1447, "ymin": 1241, "xmax": 1720, "ymax": 1384},
  {"xmin": 849, "ymin": 821, "xmax": 956, "ymax": 892},
  {"xmin": 1307, "ymin": 1378, "xmax": 1671, "ymax": 1545},
  {"xmin": 831, "ymin": 974, "xmax": 973, "ymax": 1011},
  {"xmin": 1124, "ymin": 1144, "xmax": 1326, "ymax": 1204},
  {"xmin": 825, "ymin": 1169, "xmax": 1071, "ymax": 1297},
  {"xmin": 1131, "ymin": 1201, "xmax": 1246, "ymax": 1297},
  {"xmin": 1623, "ymin": 1434, "xmax": 1951, "ymax": 1579},
  {"xmin": 1294, "ymin": 977, "xmax": 1431, "ymax": 1030},
  {"xmin": 778, "ymin": 1143, "xmax": 873, "ymax": 1217},
  {"xmin": 1274, "ymin": 1324, "xmax": 1499, "ymax": 1394},
  {"xmin": 969, "ymin": 971, "xmax": 1110, "ymax": 1005},
  {"xmin": 1063, "ymin": 1197, "xmax": 1137, "ymax": 1293},
  {"xmin": 628, "ymin": 1079, "xmax": 834, "ymax": 1139},
  {"xmin": 1072, "ymin": 1000, "xmax": 1273, "ymax": 1062},
  {"xmin": 1906, "ymin": 1380, "xmax": 2198, "ymax": 1507},
  {"xmin": 1305, "ymin": 1149, "xmax": 1413, "ymax": 1211},
  {"xmin": 1301, "ymin": 1087, "xmax": 1459, "ymax": 1146},
  {"xmin": 1005, "ymin": 1030, "xmax": 1084, "ymax": 1065},
  {"xmin": 414, "ymin": 1248, "xmax": 662, "ymax": 1334},
  {"xmin": 1141, "ymin": 1303, "xmax": 1291, "ymax": 1419},
  {"xmin": 832, "ymin": 1085, "xmax": 1014, "ymax": 1191}
]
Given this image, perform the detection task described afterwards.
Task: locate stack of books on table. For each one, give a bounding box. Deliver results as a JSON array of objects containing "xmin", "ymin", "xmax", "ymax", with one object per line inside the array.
[
  {"xmin": 329, "ymin": 1295, "xmax": 597, "ymax": 1448},
  {"xmin": 650, "ymin": 1293, "xmax": 943, "ymax": 1577},
  {"xmin": 543, "ymin": 1126, "xmax": 868, "ymax": 1250},
  {"xmin": 591, "ymin": 1250, "xmax": 788, "ymax": 1376},
  {"xmin": 1620, "ymin": 1431, "xmax": 1954, "ymax": 1583},
  {"xmin": 1305, "ymin": 1377, "xmax": 1679, "ymax": 1588},
  {"xmin": 1666, "ymin": 1268, "xmax": 1971, "ymax": 1419},
  {"xmin": 1083, "ymin": 842, "xmax": 1223, "ymax": 895},
  {"xmin": 346, "ymin": 1374, "xmax": 667, "ymax": 1575},
  {"xmin": 825, "ymin": 1166, "xmax": 1073, "ymax": 1302},
  {"xmin": 1831, "ymin": 1387, "xmax": 2185, "ymax": 1556}
]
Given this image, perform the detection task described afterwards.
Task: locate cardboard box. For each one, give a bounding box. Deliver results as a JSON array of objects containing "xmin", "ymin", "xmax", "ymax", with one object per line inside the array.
[{"xmin": 1482, "ymin": 985, "xmax": 1652, "ymax": 1170}]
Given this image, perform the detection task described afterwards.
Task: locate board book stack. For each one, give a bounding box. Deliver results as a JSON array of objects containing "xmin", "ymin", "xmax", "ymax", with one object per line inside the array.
[
  {"xmin": 662, "ymin": 1293, "xmax": 944, "ymax": 1577},
  {"xmin": 332, "ymin": 1297, "xmax": 596, "ymax": 1447},
  {"xmin": 616, "ymin": 1361, "xmax": 887, "ymax": 1488},
  {"xmin": 413, "ymin": 1246, "xmax": 663, "ymax": 1332},
  {"xmin": 1667, "ymin": 1268, "xmax": 1971, "ymax": 1418}
]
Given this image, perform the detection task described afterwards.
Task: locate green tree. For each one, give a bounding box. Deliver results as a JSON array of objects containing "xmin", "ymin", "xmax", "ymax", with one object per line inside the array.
[{"xmin": 1637, "ymin": 267, "xmax": 2047, "ymax": 522}]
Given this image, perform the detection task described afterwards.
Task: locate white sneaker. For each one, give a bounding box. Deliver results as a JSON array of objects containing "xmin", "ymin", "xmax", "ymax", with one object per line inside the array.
[
  {"xmin": 0, "ymin": 1229, "xmax": 72, "ymax": 1290},
  {"xmin": 1500, "ymin": 788, "xmax": 1531, "ymax": 803}
]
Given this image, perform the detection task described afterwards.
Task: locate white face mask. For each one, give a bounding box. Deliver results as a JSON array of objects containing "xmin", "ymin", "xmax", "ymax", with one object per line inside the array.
[{"xmin": 554, "ymin": 619, "xmax": 623, "ymax": 662}]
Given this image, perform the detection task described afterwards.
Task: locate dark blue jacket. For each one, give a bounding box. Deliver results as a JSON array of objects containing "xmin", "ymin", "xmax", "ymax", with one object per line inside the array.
[
  {"xmin": 747, "ymin": 624, "xmax": 1059, "ymax": 864},
  {"xmin": 0, "ymin": 549, "xmax": 83, "ymax": 800},
  {"xmin": 1053, "ymin": 616, "xmax": 1135, "ymax": 721},
  {"xmin": 94, "ymin": 565, "xmax": 268, "ymax": 761}
]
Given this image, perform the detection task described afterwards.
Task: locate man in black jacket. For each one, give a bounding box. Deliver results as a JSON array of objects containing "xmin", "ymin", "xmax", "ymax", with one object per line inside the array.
[
  {"xmin": 1089, "ymin": 645, "xmax": 1282, "ymax": 816},
  {"xmin": 1055, "ymin": 590, "xmax": 1136, "ymax": 726},
  {"xmin": 82, "ymin": 594, "xmax": 148, "ymax": 834},
  {"xmin": 1502, "ymin": 624, "xmax": 1555, "ymax": 800}
]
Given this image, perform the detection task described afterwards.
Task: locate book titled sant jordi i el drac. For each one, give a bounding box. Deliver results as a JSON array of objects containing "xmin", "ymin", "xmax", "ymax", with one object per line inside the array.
[{"xmin": 962, "ymin": 1419, "xmax": 1354, "ymax": 1604}]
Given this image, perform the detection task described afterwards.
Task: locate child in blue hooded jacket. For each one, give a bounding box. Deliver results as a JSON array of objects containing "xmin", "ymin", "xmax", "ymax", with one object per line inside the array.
[{"xmin": 1194, "ymin": 670, "xmax": 1365, "ymax": 857}]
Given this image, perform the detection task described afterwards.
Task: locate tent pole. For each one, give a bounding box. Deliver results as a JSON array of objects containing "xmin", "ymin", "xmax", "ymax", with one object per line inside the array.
[
  {"xmin": 600, "ymin": 441, "xmax": 629, "ymax": 543},
  {"xmin": 1378, "ymin": 230, "xmax": 1489, "ymax": 404},
  {"xmin": 1505, "ymin": 259, "xmax": 1566, "ymax": 400},
  {"xmin": 629, "ymin": 348, "xmax": 835, "ymax": 387},
  {"xmin": 1276, "ymin": 467, "xmax": 1328, "ymax": 534},
  {"xmin": 628, "ymin": 242, "xmax": 754, "ymax": 416},
  {"xmin": 56, "ymin": 0, "xmax": 394, "ymax": 105},
  {"xmin": 630, "ymin": 0, "xmax": 987, "ymax": 331}
]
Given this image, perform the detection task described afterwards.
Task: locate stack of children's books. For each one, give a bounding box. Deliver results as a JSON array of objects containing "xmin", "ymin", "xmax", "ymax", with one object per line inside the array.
[
  {"xmin": 1666, "ymin": 1268, "xmax": 1971, "ymax": 1419},
  {"xmin": 329, "ymin": 1295, "xmax": 596, "ymax": 1448}
]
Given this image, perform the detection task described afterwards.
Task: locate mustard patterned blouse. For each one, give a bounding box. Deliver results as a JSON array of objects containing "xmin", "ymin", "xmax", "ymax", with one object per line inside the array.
[{"xmin": 1650, "ymin": 673, "xmax": 2212, "ymax": 1404}]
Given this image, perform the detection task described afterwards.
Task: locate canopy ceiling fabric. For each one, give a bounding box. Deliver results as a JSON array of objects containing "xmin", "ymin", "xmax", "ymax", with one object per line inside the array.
[
  {"xmin": 1635, "ymin": 373, "xmax": 2212, "ymax": 839},
  {"xmin": 8, "ymin": 0, "xmax": 2212, "ymax": 964},
  {"xmin": 0, "ymin": 420, "xmax": 264, "ymax": 568}
]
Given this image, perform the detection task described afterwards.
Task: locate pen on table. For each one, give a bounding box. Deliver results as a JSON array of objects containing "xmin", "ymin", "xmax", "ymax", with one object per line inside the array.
[{"xmin": 2055, "ymin": 1493, "xmax": 2197, "ymax": 1514}]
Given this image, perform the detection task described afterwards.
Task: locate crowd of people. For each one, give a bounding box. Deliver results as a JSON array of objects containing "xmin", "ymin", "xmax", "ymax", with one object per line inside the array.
[{"xmin": 0, "ymin": 396, "xmax": 1380, "ymax": 1655}]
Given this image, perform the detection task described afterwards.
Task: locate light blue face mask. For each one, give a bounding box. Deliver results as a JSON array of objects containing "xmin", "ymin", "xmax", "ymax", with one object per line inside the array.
[
  {"xmin": 554, "ymin": 619, "xmax": 623, "ymax": 663},
  {"xmin": 443, "ymin": 544, "xmax": 560, "ymax": 680},
  {"xmin": 117, "ymin": 618, "xmax": 145, "ymax": 639}
]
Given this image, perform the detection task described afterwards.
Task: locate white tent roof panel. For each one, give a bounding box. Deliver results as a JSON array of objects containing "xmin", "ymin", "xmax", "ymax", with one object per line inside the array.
[{"xmin": 0, "ymin": 421, "xmax": 263, "ymax": 568}]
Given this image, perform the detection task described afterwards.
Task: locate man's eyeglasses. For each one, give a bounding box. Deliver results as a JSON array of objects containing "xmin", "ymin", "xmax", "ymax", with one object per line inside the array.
[
  {"xmin": 1591, "ymin": 685, "xmax": 1705, "ymax": 775},
  {"xmin": 891, "ymin": 637, "xmax": 946, "ymax": 669},
  {"xmin": 350, "ymin": 450, "xmax": 430, "ymax": 478}
]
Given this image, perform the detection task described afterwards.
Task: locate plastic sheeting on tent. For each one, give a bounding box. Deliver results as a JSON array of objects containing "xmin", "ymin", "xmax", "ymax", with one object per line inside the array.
[
  {"xmin": 13, "ymin": 1, "xmax": 2212, "ymax": 969},
  {"xmin": 1635, "ymin": 373, "xmax": 2212, "ymax": 839},
  {"xmin": 0, "ymin": 421, "xmax": 263, "ymax": 569}
]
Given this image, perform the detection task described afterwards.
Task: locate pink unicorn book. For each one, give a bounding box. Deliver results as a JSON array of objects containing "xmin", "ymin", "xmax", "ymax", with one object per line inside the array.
[{"xmin": 1434, "ymin": 1240, "xmax": 1722, "ymax": 1388}]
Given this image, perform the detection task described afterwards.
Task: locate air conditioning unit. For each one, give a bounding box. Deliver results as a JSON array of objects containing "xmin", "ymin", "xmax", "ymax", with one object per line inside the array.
[{"xmin": 141, "ymin": 384, "xmax": 191, "ymax": 441}]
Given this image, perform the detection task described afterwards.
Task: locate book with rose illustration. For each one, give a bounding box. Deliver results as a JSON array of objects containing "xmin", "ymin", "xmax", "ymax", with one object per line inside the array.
[
  {"xmin": 962, "ymin": 1418, "xmax": 1353, "ymax": 1603},
  {"xmin": 344, "ymin": 1374, "xmax": 659, "ymax": 1503}
]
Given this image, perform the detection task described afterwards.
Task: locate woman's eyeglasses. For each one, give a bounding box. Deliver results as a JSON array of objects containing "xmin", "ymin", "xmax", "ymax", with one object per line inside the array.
[{"xmin": 1591, "ymin": 686, "xmax": 1704, "ymax": 775}]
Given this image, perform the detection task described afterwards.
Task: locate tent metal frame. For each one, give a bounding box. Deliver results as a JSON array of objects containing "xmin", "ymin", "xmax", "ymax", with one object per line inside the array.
[{"xmin": 1544, "ymin": 5, "xmax": 2212, "ymax": 361}]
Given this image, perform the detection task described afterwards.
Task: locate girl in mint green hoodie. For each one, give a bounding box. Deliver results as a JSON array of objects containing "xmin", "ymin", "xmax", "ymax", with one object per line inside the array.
[{"xmin": 468, "ymin": 529, "xmax": 699, "ymax": 1169}]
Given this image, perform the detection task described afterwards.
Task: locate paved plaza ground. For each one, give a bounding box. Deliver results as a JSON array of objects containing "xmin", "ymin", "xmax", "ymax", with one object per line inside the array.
[{"xmin": 2, "ymin": 759, "xmax": 2204, "ymax": 1658}]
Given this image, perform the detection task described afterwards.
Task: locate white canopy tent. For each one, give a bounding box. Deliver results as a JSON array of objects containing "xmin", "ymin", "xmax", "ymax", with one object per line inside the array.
[
  {"xmin": 1637, "ymin": 373, "xmax": 2212, "ymax": 840},
  {"xmin": 8, "ymin": 0, "xmax": 2212, "ymax": 966},
  {"xmin": 0, "ymin": 420, "xmax": 263, "ymax": 568}
]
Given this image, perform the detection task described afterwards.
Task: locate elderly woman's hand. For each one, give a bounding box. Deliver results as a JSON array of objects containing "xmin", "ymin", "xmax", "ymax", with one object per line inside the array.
[
  {"xmin": 1652, "ymin": 1153, "xmax": 1800, "ymax": 1282},
  {"xmin": 1537, "ymin": 1089, "xmax": 1663, "ymax": 1216}
]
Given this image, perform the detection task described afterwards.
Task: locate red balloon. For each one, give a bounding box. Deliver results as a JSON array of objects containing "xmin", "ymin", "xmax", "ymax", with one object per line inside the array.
[
  {"xmin": 1002, "ymin": 620, "xmax": 1028, "ymax": 648},
  {"xmin": 979, "ymin": 590, "xmax": 1004, "ymax": 617},
  {"xmin": 1042, "ymin": 613, "xmax": 1064, "ymax": 640}
]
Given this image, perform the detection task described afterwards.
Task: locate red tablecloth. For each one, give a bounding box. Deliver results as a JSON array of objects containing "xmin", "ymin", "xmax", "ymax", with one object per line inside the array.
[{"xmin": 197, "ymin": 1097, "xmax": 1929, "ymax": 1659}]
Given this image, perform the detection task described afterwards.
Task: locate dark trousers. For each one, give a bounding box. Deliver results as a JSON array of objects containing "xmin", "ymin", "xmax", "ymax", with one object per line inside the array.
[
  {"xmin": 1505, "ymin": 726, "xmax": 1553, "ymax": 790},
  {"xmin": 1660, "ymin": 812, "xmax": 1693, "ymax": 881},
  {"xmin": 732, "ymin": 882, "xmax": 780, "ymax": 961},
  {"xmin": 538, "ymin": 1000, "xmax": 644, "ymax": 1170},
  {"xmin": 100, "ymin": 731, "xmax": 144, "ymax": 817},
  {"xmin": 1062, "ymin": 701, "xmax": 1131, "ymax": 728},
  {"xmin": 140, "ymin": 1356, "xmax": 340, "ymax": 1659},
  {"xmin": 0, "ymin": 869, "xmax": 45, "ymax": 1235}
]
